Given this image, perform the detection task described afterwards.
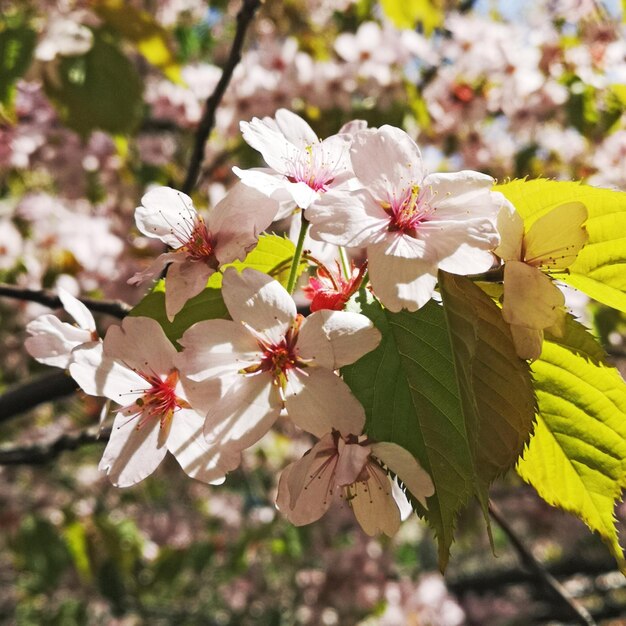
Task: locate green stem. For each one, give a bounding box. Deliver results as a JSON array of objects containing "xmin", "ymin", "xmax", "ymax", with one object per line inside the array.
[
  {"xmin": 286, "ymin": 214, "xmax": 309, "ymax": 294},
  {"xmin": 338, "ymin": 246, "xmax": 350, "ymax": 279}
]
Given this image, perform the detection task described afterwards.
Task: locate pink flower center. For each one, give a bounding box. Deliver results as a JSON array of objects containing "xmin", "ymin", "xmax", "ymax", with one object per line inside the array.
[
  {"xmin": 382, "ymin": 185, "xmax": 433, "ymax": 237},
  {"xmin": 121, "ymin": 369, "xmax": 188, "ymax": 431},
  {"xmin": 286, "ymin": 145, "xmax": 337, "ymax": 193},
  {"xmin": 180, "ymin": 217, "xmax": 216, "ymax": 263}
]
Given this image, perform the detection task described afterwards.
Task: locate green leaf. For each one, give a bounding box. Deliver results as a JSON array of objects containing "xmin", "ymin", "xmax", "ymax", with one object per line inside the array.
[
  {"xmin": 516, "ymin": 316, "xmax": 626, "ymax": 573},
  {"xmin": 0, "ymin": 25, "xmax": 36, "ymax": 104},
  {"xmin": 63, "ymin": 521, "xmax": 92, "ymax": 582},
  {"xmin": 380, "ymin": 0, "xmax": 443, "ymax": 34},
  {"xmin": 44, "ymin": 32, "xmax": 143, "ymax": 135},
  {"xmin": 343, "ymin": 293, "xmax": 472, "ymax": 569},
  {"xmin": 129, "ymin": 234, "xmax": 305, "ymax": 345},
  {"xmin": 129, "ymin": 280, "xmax": 227, "ymax": 346},
  {"xmin": 94, "ymin": 0, "xmax": 182, "ymax": 83},
  {"xmin": 438, "ymin": 272, "xmax": 535, "ymax": 486},
  {"xmin": 496, "ymin": 179, "xmax": 626, "ymax": 312}
]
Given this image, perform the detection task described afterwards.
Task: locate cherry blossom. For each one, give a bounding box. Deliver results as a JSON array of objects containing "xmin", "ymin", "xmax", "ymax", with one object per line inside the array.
[
  {"xmin": 130, "ymin": 183, "xmax": 279, "ymax": 320},
  {"xmin": 69, "ymin": 316, "xmax": 231, "ymax": 487},
  {"xmin": 303, "ymin": 261, "xmax": 366, "ymax": 312},
  {"xmin": 25, "ymin": 288, "xmax": 99, "ymax": 369},
  {"xmin": 496, "ymin": 199, "xmax": 588, "ymax": 359},
  {"xmin": 176, "ymin": 267, "xmax": 381, "ymax": 460},
  {"xmin": 276, "ymin": 430, "xmax": 434, "ymax": 536},
  {"xmin": 307, "ymin": 125, "xmax": 502, "ymax": 311},
  {"xmin": 233, "ymin": 109, "xmax": 353, "ymax": 213}
]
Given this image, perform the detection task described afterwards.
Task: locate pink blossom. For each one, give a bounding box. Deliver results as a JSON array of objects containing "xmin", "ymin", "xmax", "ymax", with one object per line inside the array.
[
  {"xmin": 276, "ymin": 430, "xmax": 434, "ymax": 536},
  {"xmin": 303, "ymin": 262, "xmax": 366, "ymax": 312},
  {"xmin": 130, "ymin": 184, "xmax": 279, "ymax": 320},
  {"xmin": 25, "ymin": 288, "xmax": 99, "ymax": 369},
  {"xmin": 176, "ymin": 268, "xmax": 381, "ymax": 462},
  {"xmin": 234, "ymin": 109, "xmax": 353, "ymax": 212},
  {"xmin": 307, "ymin": 125, "xmax": 502, "ymax": 311},
  {"xmin": 69, "ymin": 316, "xmax": 230, "ymax": 487}
]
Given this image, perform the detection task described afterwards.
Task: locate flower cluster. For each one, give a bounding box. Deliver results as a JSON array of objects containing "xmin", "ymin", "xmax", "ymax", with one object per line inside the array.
[{"xmin": 24, "ymin": 109, "xmax": 586, "ymax": 535}]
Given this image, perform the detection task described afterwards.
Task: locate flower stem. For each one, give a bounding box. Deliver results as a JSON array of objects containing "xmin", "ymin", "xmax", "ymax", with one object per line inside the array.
[
  {"xmin": 338, "ymin": 246, "xmax": 350, "ymax": 280},
  {"xmin": 286, "ymin": 214, "xmax": 309, "ymax": 295}
]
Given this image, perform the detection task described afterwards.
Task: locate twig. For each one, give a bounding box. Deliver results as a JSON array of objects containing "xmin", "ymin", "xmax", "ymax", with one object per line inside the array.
[
  {"xmin": 0, "ymin": 426, "xmax": 111, "ymax": 465},
  {"xmin": 489, "ymin": 500, "xmax": 598, "ymax": 626},
  {"xmin": 0, "ymin": 284, "xmax": 130, "ymax": 318},
  {"xmin": 0, "ymin": 371, "xmax": 78, "ymax": 423},
  {"xmin": 181, "ymin": 0, "xmax": 262, "ymax": 194}
]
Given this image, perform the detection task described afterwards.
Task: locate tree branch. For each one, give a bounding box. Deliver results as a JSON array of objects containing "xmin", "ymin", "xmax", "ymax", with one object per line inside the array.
[
  {"xmin": 181, "ymin": 0, "xmax": 262, "ymax": 194},
  {"xmin": 0, "ymin": 284, "xmax": 130, "ymax": 318},
  {"xmin": 489, "ymin": 500, "xmax": 598, "ymax": 626},
  {"xmin": 0, "ymin": 425, "xmax": 111, "ymax": 465},
  {"xmin": 0, "ymin": 371, "xmax": 79, "ymax": 424}
]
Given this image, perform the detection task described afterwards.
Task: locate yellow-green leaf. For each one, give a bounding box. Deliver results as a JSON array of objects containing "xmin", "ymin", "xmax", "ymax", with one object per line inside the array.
[
  {"xmin": 380, "ymin": 0, "xmax": 443, "ymax": 34},
  {"xmin": 496, "ymin": 179, "xmax": 626, "ymax": 312},
  {"xmin": 516, "ymin": 316, "xmax": 626, "ymax": 573},
  {"xmin": 95, "ymin": 0, "xmax": 182, "ymax": 83}
]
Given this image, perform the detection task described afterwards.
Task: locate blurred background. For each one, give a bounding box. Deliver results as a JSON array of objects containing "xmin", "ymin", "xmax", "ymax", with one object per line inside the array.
[{"xmin": 1, "ymin": 0, "xmax": 626, "ymax": 623}]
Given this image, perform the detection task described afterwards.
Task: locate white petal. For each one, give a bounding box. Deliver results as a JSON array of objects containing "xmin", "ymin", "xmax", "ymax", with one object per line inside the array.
[
  {"xmin": 25, "ymin": 315, "xmax": 93, "ymax": 368},
  {"xmin": 103, "ymin": 317, "xmax": 177, "ymax": 375},
  {"xmin": 99, "ymin": 409, "xmax": 167, "ymax": 487},
  {"xmin": 209, "ymin": 182, "xmax": 279, "ymax": 264},
  {"xmin": 274, "ymin": 108, "xmax": 318, "ymax": 147},
  {"xmin": 370, "ymin": 441, "xmax": 434, "ymax": 508},
  {"xmin": 423, "ymin": 171, "xmax": 497, "ymax": 219},
  {"xmin": 69, "ymin": 343, "xmax": 146, "ymax": 402},
  {"xmin": 350, "ymin": 126, "xmax": 424, "ymax": 200},
  {"xmin": 165, "ymin": 259, "xmax": 214, "ymax": 321},
  {"xmin": 135, "ymin": 186, "xmax": 197, "ymax": 248},
  {"xmin": 335, "ymin": 441, "xmax": 371, "ymax": 486},
  {"xmin": 502, "ymin": 261, "xmax": 564, "ymax": 330},
  {"xmin": 240, "ymin": 117, "xmax": 300, "ymax": 173},
  {"xmin": 166, "ymin": 408, "xmax": 239, "ymax": 484},
  {"xmin": 368, "ymin": 243, "xmax": 437, "ymax": 312},
  {"xmin": 204, "ymin": 374, "xmax": 281, "ymax": 451},
  {"xmin": 58, "ymin": 288, "xmax": 95, "ymax": 331},
  {"xmin": 350, "ymin": 462, "xmax": 401, "ymax": 536},
  {"xmin": 437, "ymin": 243, "xmax": 496, "ymax": 276},
  {"xmin": 297, "ymin": 310, "xmax": 381, "ymax": 369},
  {"xmin": 306, "ymin": 189, "xmax": 389, "ymax": 248},
  {"xmin": 176, "ymin": 319, "xmax": 261, "ymax": 381},
  {"xmin": 222, "ymin": 267, "xmax": 296, "ymax": 344},
  {"xmin": 494, "ymin": 198, "xmax": 524, "ymax": 261},
  {"xmin": 284, "ymin": 368, "xmax": 365, "ymax": 437}
]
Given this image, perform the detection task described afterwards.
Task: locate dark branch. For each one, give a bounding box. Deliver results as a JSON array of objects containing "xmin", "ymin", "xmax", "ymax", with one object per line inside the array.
[
  {"xmin": 181, "ymin": 0, "xmax": 262, "ymax": 194},
  {"xmin": 0, "ymin": 371, "xmax": 78, "ymax": 424},
  {"xmin": 0, "ymin": 426, "xmax": 111, "ymax": 465},
  {"xmin": 489, "ymin": 500, "xmax": 598, "ymax": 626},
  {"xmin": 0, "ymin": 284, "xmax": 130, "ymax": 318}
]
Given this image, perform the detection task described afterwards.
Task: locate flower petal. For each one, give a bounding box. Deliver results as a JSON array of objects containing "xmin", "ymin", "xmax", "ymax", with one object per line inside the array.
[
  {"xmin": 58, "ymin": 288, "xmax": 95, "ymax": 331},
  {"xmin": 176, "ymin": 319, "xmax": 261, "ymax": 382},
  {"xmin": 370, "ymin": 441, "xmax": 434, "ymax": 508},
  {"xmin": 165, "ymin": 259, "xmax": 214, "ymax": 321},
  {"xmin": 297, "ymin": 310, "xmax": 381, "ymax": 369},
  {"xmin": 494, "ymin": 198, "xmax": 524, "ymax": 262},
  {"xmin": 368, "ymin": 243, "xmax": 437, "ymax": 312},
  {"xmin": 335, "ymin": 440, "xmax": 371, "ymax": 486},
  {"xmin": 510, "ymin": 324, "xmax": 544, "ymax": 360},
  {"xmin": 204, "ymin": 374, "xmax": 281, "ymax": 452},
  {"xmin": 350, "ymin": 462, "xmax": 401, "ymax": 536},
  {"xmin": 166, "ymin": 408, "xmax": 238, "ymax": 484},
  {"xmin": 99, "ymin": 409, "xmax": 167, "ymax": 487},
  {"xmin": 284, "ymin": 368, "xmax": 365, "ymax": 437},
  {"xmin": 103, "ymin": 317, "xmax": 177, "ymax": 375},
  {"xmin": 239, "ymin": 116, "xmax": 300, "ymax": 173},
  {"xmin": 209, "ymin": 182, "xmax": 279, "ymax": 265},
  {"xmin": 307, "ymin": 189, "xmax": 389, "ymax": 248},
  {"xmin": 350, "ymin": 126, "xmax": 424, "ymax": 200},
  {"xmin": 135, "ymin": 186, "xmax": 197, "ymax": 249},
  {"xmin": 274, "ymin": 108, "xmax": 318, "ymax": 147},
  {"xmin": 502, "ymin": 261, "xmax": 564, "ymax": 330},
  {"xmin": 26, "ymin": 315, "xmax": 93, "ymax": 368},
  {"xmin": 222, "ymin": 267, "xmax": 296, "ymax": 344},
  {"xmin": 70, "ymin": 343, "xmax": 147, "ymax": 402}
]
